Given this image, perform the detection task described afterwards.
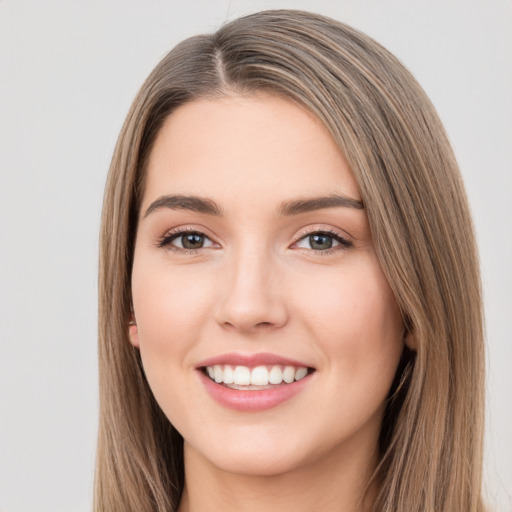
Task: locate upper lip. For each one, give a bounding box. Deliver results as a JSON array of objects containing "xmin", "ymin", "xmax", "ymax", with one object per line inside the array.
[{"xmin": 196, "ymin": 352, "xmax": 314, "ymax": 369}]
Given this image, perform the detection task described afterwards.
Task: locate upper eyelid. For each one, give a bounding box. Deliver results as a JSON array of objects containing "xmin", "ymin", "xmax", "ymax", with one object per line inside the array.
[
  {"xmin": 167, "ymin": 229, "xmax": 213, "ymax": 241},
  {"xmin": 156, "ymin": 226, "xmax": 217, "ymax": 250},
  {"xmin": 293, "ymin": 225, "xmax": 353, "ymax": 243},
  {"xmin": 161, "ymin": 225, "xmax": 217, "ymax": 240},
  {"xmin": 292, "ymin": 230, "xmax": 352, "ymax": 249}
]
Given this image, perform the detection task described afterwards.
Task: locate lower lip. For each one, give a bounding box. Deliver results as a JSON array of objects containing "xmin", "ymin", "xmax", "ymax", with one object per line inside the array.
[{"xmin": 198, "ymin": 371, "xmax": 313, "ymax": 412}]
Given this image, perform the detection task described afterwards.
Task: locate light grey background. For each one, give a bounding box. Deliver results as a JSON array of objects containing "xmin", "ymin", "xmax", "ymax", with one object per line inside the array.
[{"xmin": 0, "ymin": 1, "xmax": 510, "ymax": 511}]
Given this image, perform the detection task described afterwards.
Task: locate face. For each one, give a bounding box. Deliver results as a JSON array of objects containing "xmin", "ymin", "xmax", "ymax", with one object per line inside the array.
[{"xmin": 130, "ymin": 94, "xmax": 405, "ymax": 477}]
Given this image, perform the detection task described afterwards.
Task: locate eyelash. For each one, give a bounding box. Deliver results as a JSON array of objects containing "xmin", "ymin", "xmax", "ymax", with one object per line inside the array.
[
  {"xmin": 293, "ymin": 228, "xmax": 353, "ymax": 255},
  {"xmin": 156, "ymin": 227, "xmax": 353, "ymax": 254},
  {"xmin": 156, "ymin": 227, "xmax": 213, "ymax": 253}
]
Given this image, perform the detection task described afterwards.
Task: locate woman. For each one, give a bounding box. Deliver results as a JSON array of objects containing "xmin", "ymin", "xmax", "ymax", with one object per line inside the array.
[{"xmin": 96, "ymin": 9, "xmax": 485, "ymax": 512}]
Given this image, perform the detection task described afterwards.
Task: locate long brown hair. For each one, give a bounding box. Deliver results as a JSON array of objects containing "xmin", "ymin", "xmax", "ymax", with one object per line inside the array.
[{"xmin": 96, "ymin": 10, "xmax": 485, "ymax": 512}]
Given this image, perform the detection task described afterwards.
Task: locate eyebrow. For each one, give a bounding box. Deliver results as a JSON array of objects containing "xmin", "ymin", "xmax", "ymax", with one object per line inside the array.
[
  {"xmin": 144, "ymin": 193, "xmax": 364, "ymax": 219},
  {"xmin": 279, "ymin": 194, "xmax": 364, "ymax": 215},
  {"xmin": 144, "ymin": 195, "xmax": 223, "ymax": 218}
]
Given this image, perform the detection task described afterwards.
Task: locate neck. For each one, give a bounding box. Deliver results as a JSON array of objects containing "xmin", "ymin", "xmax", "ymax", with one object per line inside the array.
[{"xmin": 178, "ymin": 440, "xmax": 379, "ymax": 512}]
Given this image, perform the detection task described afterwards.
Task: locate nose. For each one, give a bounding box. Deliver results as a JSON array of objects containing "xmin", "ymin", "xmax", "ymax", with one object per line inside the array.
[{"xmin": 214, "ymin": 247, "xmax": 289, "ymax": 335}]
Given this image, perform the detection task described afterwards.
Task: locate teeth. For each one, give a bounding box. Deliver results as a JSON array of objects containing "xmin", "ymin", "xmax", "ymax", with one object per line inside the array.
[
  {"xmin": 205, "ymin": 364, "xmax": 310, "ymax": 387},
  {"xmin": 233, "ymin": 366, "xmax": 251, "ymax": 385},
  {"xmin": 251, "ymin": 366, "xmax": 269, "ymax": 386},
  {"xmin": 283, "ymin": 366, "xmax": 295, "ymax": 383},
  {"xmin": 214, "ymin": 365, "xmax": 223, "ymax": 383},
  {"xmin": 269, "ymin": 365, "xmax": 283, "ymax": 384},
  {"xmin": 223, "ymin": 364, "xmax": 234, "ymax": 384},
  {"xmin": 295, "ymin": 367, "xmax": 308, "ymax": 380}
]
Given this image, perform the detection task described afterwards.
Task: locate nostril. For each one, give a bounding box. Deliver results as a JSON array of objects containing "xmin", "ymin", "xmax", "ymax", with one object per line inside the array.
[{"xmin": 256, "ymin": 321, "xmax": 272, "ymax": 327}]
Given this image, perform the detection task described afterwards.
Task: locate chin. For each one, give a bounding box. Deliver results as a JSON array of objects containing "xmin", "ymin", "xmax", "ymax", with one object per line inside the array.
[
  {"xmin": 185, "ymin": 435, "xmax": 308, "ymax": 477},
  {"xmin": 213, "ymin": 452, "xmax": 302, "ymax": 477}
]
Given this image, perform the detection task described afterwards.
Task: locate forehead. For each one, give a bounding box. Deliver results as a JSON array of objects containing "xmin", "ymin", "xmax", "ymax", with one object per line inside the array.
[{"xmin": 143, "ymin": 94, "xmax": 360, "ymax": 209}]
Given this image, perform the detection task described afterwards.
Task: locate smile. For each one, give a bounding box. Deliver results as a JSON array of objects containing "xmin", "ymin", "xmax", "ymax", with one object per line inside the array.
[
  {"xmin": 204, "ymin": 364, "xmax": 310, "ymax": 389},
  {"xmin": 197, "ymin": 353, "xmax": 316, "ymax": 411}
]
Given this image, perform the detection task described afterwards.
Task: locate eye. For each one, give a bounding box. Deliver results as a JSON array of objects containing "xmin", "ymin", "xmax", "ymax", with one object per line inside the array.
[
  {"xmin": 294, "ymin": 231, "xmax": 352, "ymax": 252},
  {"xmin": 158, "ymin": 230, "xmax": 216, "ymax": 251}
]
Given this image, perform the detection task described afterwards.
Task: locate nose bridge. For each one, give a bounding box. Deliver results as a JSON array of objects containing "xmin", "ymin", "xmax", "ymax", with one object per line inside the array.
[{"xmin": 216, "ymin": 238, "xmax": 287, "ymax": 333}]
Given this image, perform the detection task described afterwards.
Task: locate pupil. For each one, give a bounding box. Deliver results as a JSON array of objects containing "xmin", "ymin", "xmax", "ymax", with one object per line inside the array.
[
  {"xmin": 182, "ymin": 233, "xmax": 204, "ymax": 249},
  {"xmin": 310, "ymin": 234, "xmax": 332, "ymax": 250}
]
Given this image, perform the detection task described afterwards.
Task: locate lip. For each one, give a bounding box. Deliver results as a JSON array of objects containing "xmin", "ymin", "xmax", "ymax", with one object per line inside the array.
[
  {"xmin": 196, "ymin": 352, "xmax": 313, "ymax": 369},
  {"xmin": 196, "ymin": 352, "xmax": 315, "ymax": 412},
  {"xmin": 198, "ymin": 370, "xmax": 314, "ymax": 412}
]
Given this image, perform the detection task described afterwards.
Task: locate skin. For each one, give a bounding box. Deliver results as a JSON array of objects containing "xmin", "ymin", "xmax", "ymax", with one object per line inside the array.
[{"xmin": 129, "ymin": 94, "xmax": 405, "ymax": 512}]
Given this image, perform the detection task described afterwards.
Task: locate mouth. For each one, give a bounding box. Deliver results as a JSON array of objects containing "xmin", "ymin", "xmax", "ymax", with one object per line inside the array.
[
  {"xmin": 201, "ymin": 364, "xmax": 315, "ymax": 390},
  {"xmin": 196, "ymin": 353, "xmax": 316, "ymax": 411}
]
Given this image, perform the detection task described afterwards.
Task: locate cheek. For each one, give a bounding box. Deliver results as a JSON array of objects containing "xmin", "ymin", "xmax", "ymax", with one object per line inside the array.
[
  {"xmin": 130, "ymin": 254, "xmax": 217, "ymax": 371},
  {"xmin": 130, "ymin": 256, "xmax": 217, "ymax": 427},
  {"xmin": 295, "ymin": 258, "xmax": 404, "ymax": 375}
]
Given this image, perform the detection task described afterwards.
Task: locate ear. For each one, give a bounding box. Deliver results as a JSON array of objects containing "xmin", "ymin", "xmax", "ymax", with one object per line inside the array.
[
  {"xmin": 128, "ymin": 312, "xmax": 140, "ymax": 348},
  {"xmin": 404, "ymin": 329, "xmax": 417, "ymax": 351}
]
